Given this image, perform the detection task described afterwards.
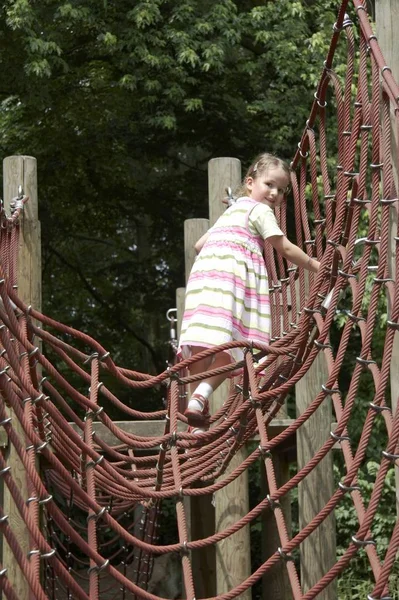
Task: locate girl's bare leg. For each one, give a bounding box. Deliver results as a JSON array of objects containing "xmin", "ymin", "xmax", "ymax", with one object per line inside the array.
[
  {"xmin": 184, "ymin": 346, "xmax": 232, "ymax": 427},
  {"xmin": 188, "ymin": 346, "xmax": 232, "ymax": 395}
]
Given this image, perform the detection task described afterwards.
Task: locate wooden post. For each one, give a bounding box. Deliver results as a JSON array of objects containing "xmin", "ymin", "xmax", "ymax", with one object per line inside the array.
[
  {"xmin": 207, "ymin": 158, "xmax": 252, "ymax": 600},
  {"xmin": 375, "ymin": 0, "xmax": 399, "ymax": 515},
  {"xmin": 261, "ymin": 454, "xmax": 292, "ymax": 599},
  {"xmin": 181, "ymin": 217, "xmax": 217, "ymax": 598},
  {"xmin": 296, "ymin": 351, "xmax": 336, "ymax": 599},
  {"xmin": 1, "ymin": 156, "xmax": 41, "ymax": 599}
]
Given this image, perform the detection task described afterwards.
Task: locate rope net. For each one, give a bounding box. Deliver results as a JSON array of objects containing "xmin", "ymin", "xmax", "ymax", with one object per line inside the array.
[{"xmin": 0, "ymin": 0, "xmax": 398, "ymax": 598}]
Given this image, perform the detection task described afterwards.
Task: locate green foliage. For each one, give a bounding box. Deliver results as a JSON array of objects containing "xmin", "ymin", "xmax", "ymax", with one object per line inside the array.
[
  {"xmin": 0, "ymin": 0, "xmax": 347, "ymax": 384},
  {"xmin": 335, "ymin": 462, "xmax": 399, "ymax": 598}
]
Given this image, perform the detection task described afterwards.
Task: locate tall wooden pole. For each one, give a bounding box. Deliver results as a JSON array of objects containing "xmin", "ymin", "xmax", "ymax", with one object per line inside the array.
[
  {"xmin": 1, "ymin": 156, "xmax": 41, "ymax": 599},
  {"xmin": 207, "ymin": 158, "xmax": 252, "ymax": 600},
  {"xmin": 296, "ymin": 354, "xmax": 336, "ymax": 599},
  {"xmin": 181, "ymin": 217, "xmax": 217, "ymax": 599},
  {"xmin": 375, "ymin": 0, "xmax": 399, "ymax": 515},
  {"xmin": 295, "ymin": 272, "xmax": 336, "ymax": 598}
]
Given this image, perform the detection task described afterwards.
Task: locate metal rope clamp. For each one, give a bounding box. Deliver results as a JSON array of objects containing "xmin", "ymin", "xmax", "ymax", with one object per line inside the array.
[
  {"xmin": 351, "ymin": 535, "xmax": 376, "ymax": 547},
  {"xmin": 88, "ymin": 559, "xmax": 109, "ymax": 575},
  {"xmin": 277, "ymin": 547, "xmax": 294, "ymax": 562},
  {"xmin": 87, "ymin": 506, "xmax": 108, "ymax": 523}
]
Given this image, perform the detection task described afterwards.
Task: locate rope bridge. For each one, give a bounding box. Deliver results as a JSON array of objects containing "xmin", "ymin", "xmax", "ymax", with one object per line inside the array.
[{"xmin": 0, "ymin": 0, "xmax": 399, "ymax": 598}]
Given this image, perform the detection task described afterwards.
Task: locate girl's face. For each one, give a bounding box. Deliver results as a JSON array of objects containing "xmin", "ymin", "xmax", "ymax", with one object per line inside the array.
[{"xmin": 246, "ymin": 166, "xmax": 290, "ymax": 209}]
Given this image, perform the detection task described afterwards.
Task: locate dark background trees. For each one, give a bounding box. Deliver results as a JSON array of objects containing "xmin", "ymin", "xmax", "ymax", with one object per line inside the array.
[{"xmin": 0, "ymin": 0, "xmax": 339, "ymax": 388}]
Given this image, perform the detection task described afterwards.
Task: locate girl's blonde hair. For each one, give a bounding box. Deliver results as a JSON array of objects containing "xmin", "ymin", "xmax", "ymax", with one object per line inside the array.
[{"xmin": 235, "ymin": 152, "xmax": 292, "ymax": 198}]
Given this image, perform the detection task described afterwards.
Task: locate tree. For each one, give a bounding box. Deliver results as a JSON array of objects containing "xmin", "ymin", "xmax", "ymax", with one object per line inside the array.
[{"xmin": 0, "ymin": 0, "xmax": 342, "ymax": 394}]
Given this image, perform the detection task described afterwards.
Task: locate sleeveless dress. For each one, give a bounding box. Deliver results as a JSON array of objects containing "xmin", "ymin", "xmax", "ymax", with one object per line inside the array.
[{"xmin": 178, "ymin": 197, "xmax": 283, "ymax": 363}]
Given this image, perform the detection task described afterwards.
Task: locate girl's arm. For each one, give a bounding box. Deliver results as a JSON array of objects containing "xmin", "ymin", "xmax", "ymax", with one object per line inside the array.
[
  {"xmin": 194, "ymin": 231, "xmax": 211, "ymax": 254},
  {"xmin": 267, "ymin": 235, "xmax": 320, "ymax": 273}
]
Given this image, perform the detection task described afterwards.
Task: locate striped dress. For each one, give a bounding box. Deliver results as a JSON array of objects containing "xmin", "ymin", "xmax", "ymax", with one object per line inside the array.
[{"xmin": 178, "ymin": 197, "xmax": 284, "ymax": 363}]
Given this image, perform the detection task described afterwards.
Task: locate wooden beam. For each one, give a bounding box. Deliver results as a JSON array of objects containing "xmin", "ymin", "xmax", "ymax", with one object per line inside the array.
[
  {"xmin": 296, "ymin": 351, "xmax": 336, "ymax": 599},
  {"xmin": 375, "ymin": 0, "xmax": 399, "ymax": 515},
  {"xmin": 2, "ymin": 155, "xmax": 41, "ymax": 600},
  {"xmin": 206, "ymin": 157, "xmax": 253, "ymax": 600}
]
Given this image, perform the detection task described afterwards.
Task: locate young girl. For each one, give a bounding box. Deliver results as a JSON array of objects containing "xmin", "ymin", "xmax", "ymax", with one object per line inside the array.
[{"xmin": 178, "ymin": 153, "xmax": 320, "ymax": 431}]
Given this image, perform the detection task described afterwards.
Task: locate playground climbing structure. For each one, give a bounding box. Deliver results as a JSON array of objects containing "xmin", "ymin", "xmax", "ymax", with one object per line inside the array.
[{"xmin": 0, "ymin": 1, "xmax": 399, "ymax": 599}]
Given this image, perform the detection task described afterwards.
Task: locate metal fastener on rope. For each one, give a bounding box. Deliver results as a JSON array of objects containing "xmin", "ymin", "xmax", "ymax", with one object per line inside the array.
[
  {"xmin": 370, "ymin": 163, "xmax": 383, "ymax": 169},
  {"xmin": 354, "ymin": 237, "xmax": 379, "ymax": 246},
  {"xmin": 0, "ymin": 515, "xmax": 9, "ymax": 524},
  {"xmin": 26, "ymin": 496, "xmax": 38, "ymax": 505},
  {"xmin": 387, "ymin": 320, "xmax": 399, "ymax": 330},
  {"xmin": 267, "ymin": 494, "xmax": 281, "ymax": 510},
  {"xmin": 303, "ymin": 307, "xmax": 322, "ymax": 315},
  {"xmin": 167, "ymin": 368, "xmax": 182, "ymax": 383},
  {"xmin": 353, "ymin": 197, "xmax": 370, "ymax": 204},
  {"xmin": 32, "ymin": 393, "xmax": 45, "ymax": 405},
  {"xmin": 0, "ymin": 467, "xmax": 10, "ymax": 477},
  {"xmin": 339, "ymin": 482, "xmax": 361, "ymax": 493},
  {"xmin": 86, "ymin": 455, "xmax": 104, "ymax": 469},
  {"xmin": 0, "ymin": 417, "xmax": 12, "ymax": 427},
  {"xmin": 343, "ymin": 14, "xmax": 353, "ymax": 27},
  {"xmin": 314, "ymin": 339, "xmax": 332, "ymax": 349},
  {"xmin": 180, "ymin": 541, "xmax": 189, "ymax": 555},
  {"xmin": 314, "ymin": 218, "xmax": 326, "ymax": 225},
  {"xmin": 351, "ymin": 536, "xmax": 376, "ymax": 547},
  {"xmin": 36, "ymin": 441, "xmax": 49, "ymax": 453},
  {"xmin": 382, "ymin": 450, "xmax": 399, "ymax": 462},
  {"xmin": 297, "ymin": 142, "xmax": 309, "ymax": 158},
  {"xmin": 343, "ymin": 310, "xmax": 365, "ymax": 323},
  {"xmin": 368, "ymin": 34, "xmax": 378, "ymax": 42},
  {"xmin": 100, "ymin": 352, "xmax": 110, "ymax": 361},
  {"xmin": 343, "ymin": 171, "xmax": 359, "ymax": 177},
  {"xmin": 373, "ymin": 277, "xmax": 394, "ymax": 284},
  {"xmin": 369, "ymin": 402, "xmax": 392, "ymax": 413},
  {"xmin": 88, "ymin": 382, "xmax": 104, "ymax": 393},
  {"xmin": 367, "ymin": 595, "xmax": 393, "ymax": 600},
  {"xmin": 322, "ymin": 384, "xmax": 341, "ymax": 395},
  {"xmin": 39, "ymin": 495, "xmax": 53, "ymax": 505},
  {"xmin": 0, "ymin": 568, "xmax": 7, "ymax": 576},
  {"xmin": 88, "ymin": 559, "xmax": 109, "ymax": 575},
  {"xmin": 27, "ymin": 550, "xmax": 41, "ymax": 559},
  {"xmin": 87, "ymin": 406, "xmax": 104, "ymax": 419},
  {"xmin": 40, "ymin": 549, "xmax": 56, "ymax": 560},
  {"xmin": 87, "ymin": 507, "xmax": 108, "ymax": 522},
  {"xmin": 356, "ymin": 357, "xmax": 376, "ymax": 367},
  {"xmin": 249, "ymin": 393, "xmax": 261, "ymax": 408},
  {"xmin": 304, "ymin": 239, "xmax": 315, "ymax": 246},
  {"xmin": 327, "ymin": 239, "xmax": 340, "ymax": 248},
  {"xmin": 330, "ymin": 431, "xmax": 351, "ymax": 443},
  {"xmin": 314, "ymin": 92, "xmax": 327, "ymax": 108},
  {"xmin": 170, "ymin": 431, "xmax": 177, "ymax": 445},
  {"xmin": 380, "ymin": 198, "xmax": 397, "ymax": 205},
  {"xmin": 338, "ymin": 269, "xmax": 356, "ymax": 279},
  {"xmin": 259, "ymin": 445, "xmax": 272, "ymax": 458},
  {"xmin": 83, "ymin": 352, "xmax": 99, "ymax": 365},
  {"xmin": 277, "ymin": 548, "xmax": 294, "ymax": 561}
]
